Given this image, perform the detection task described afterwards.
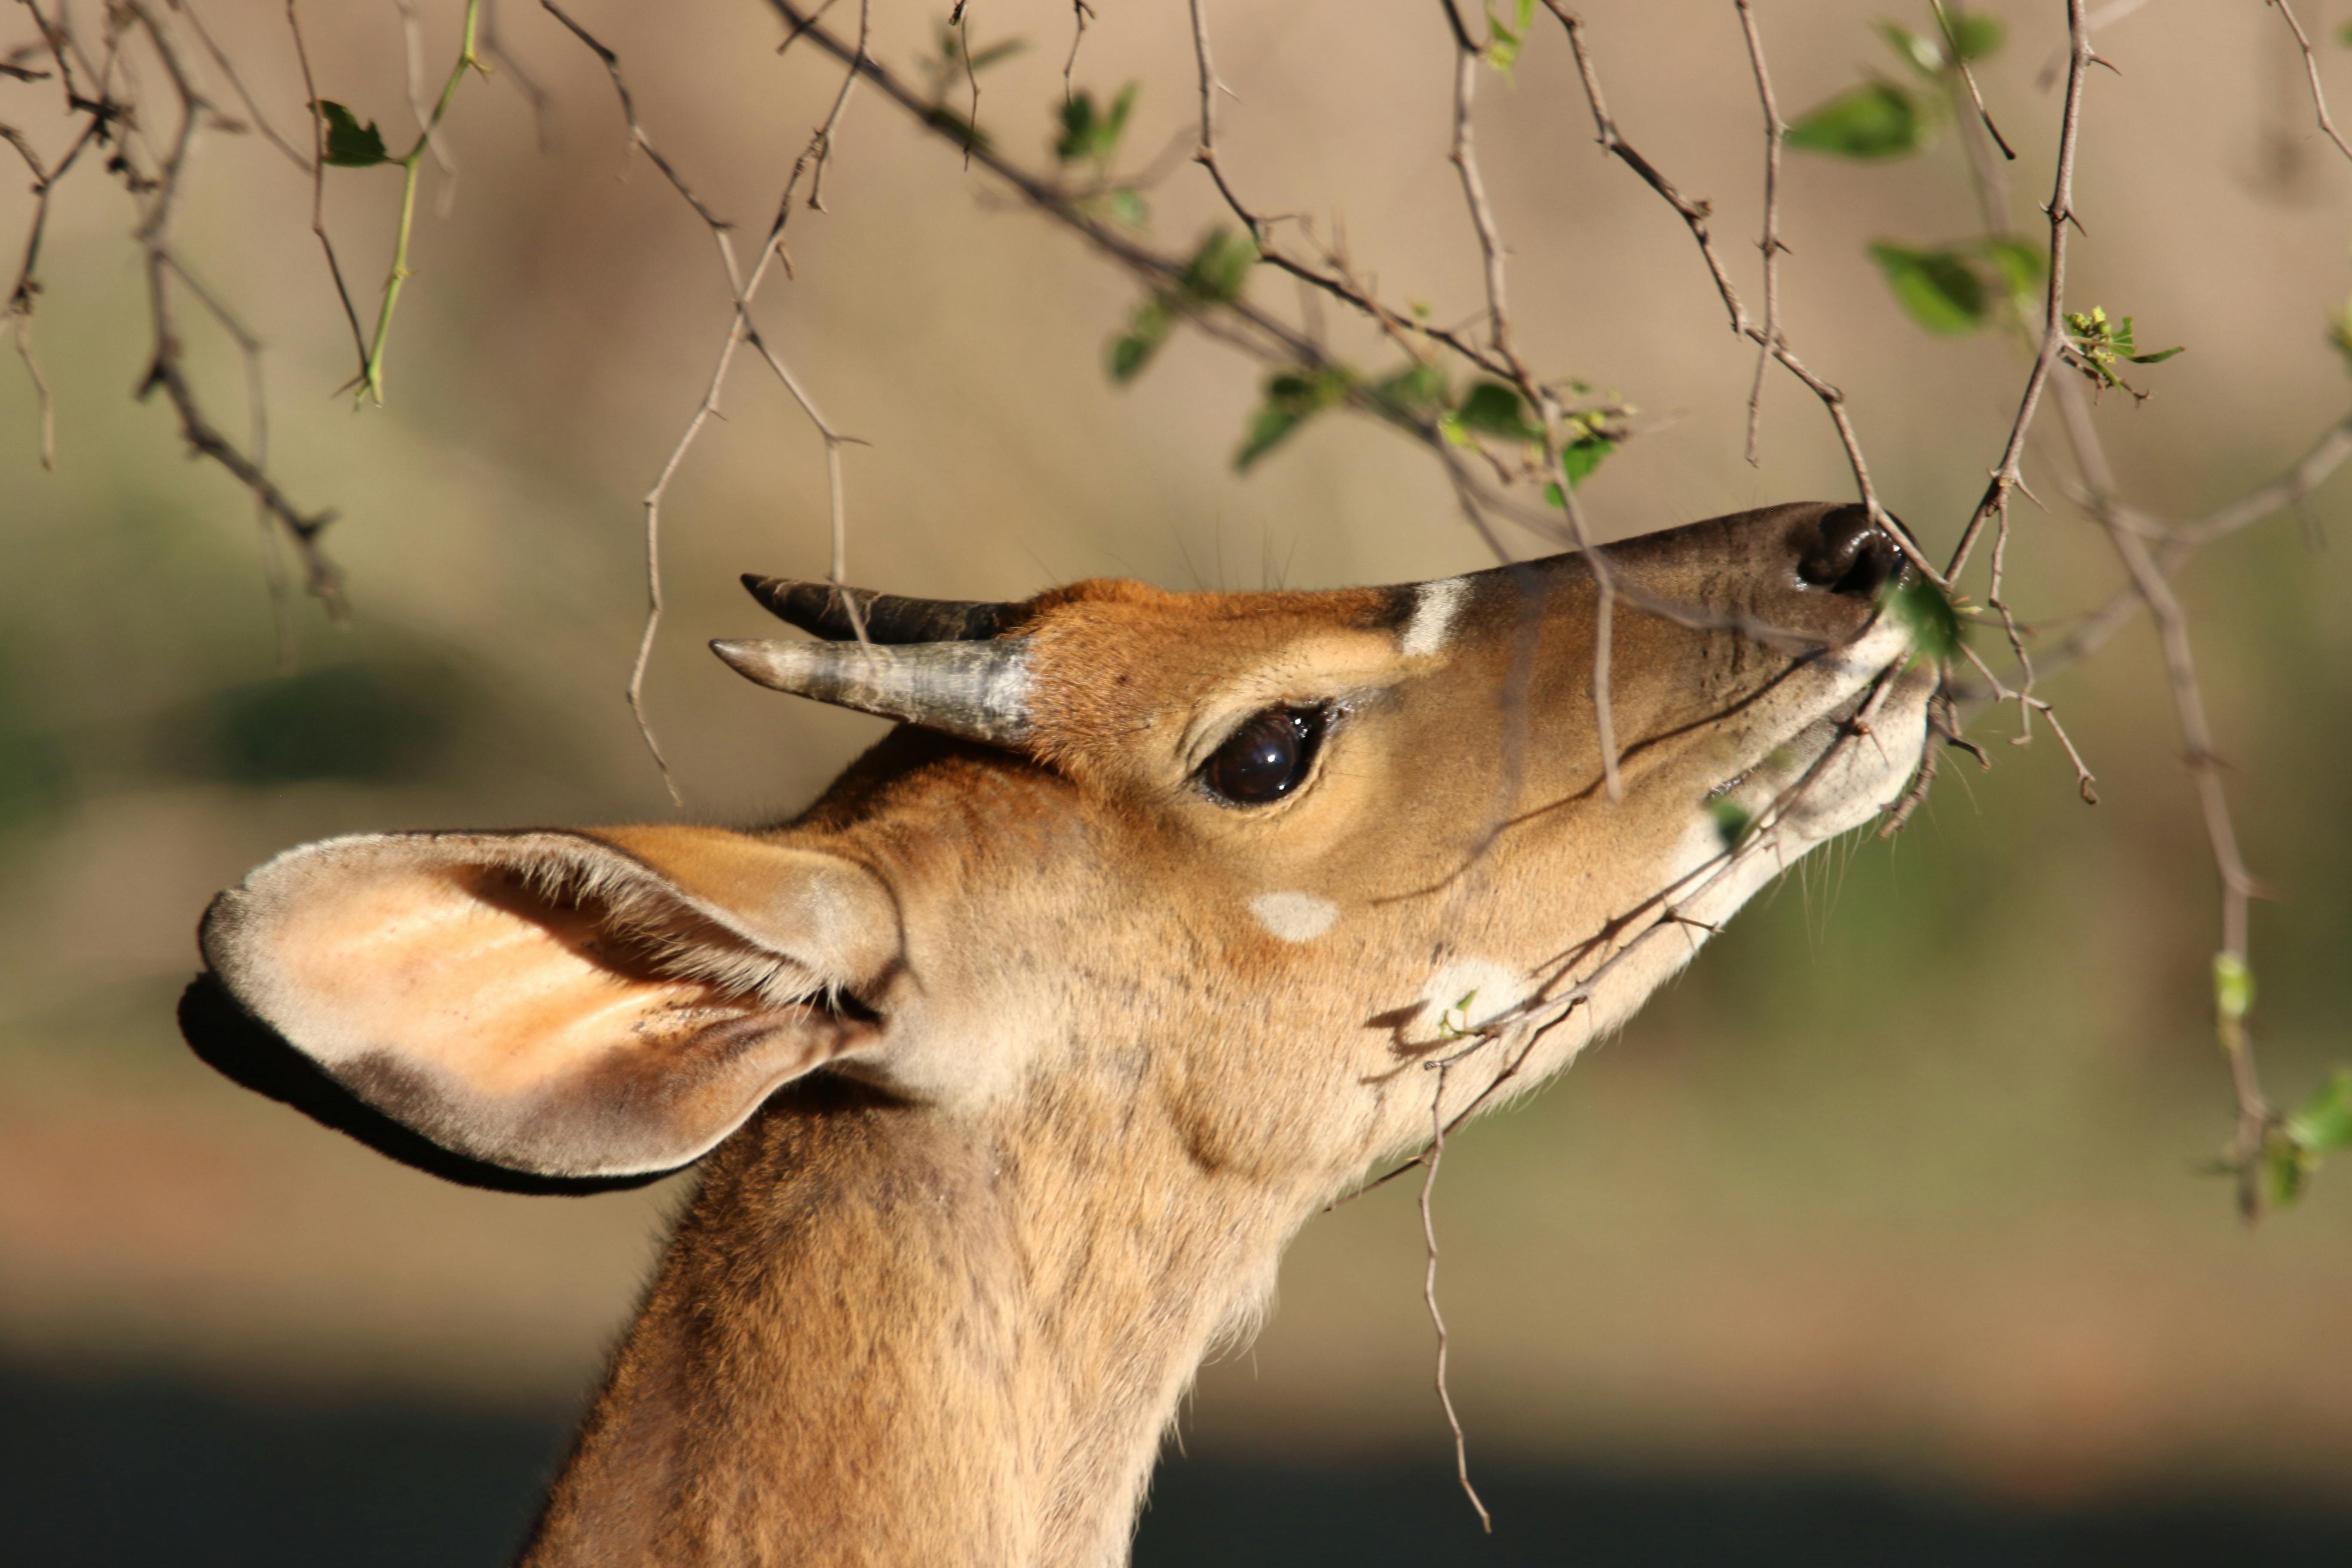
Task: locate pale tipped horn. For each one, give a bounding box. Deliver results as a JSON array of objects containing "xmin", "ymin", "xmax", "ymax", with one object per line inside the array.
[
  {"xmin": 710, "ymin": 637, "xmax": 1034, "ymax": 747},
  {"xmin": 741, "ymin": 576, "xmax": 1009, "ymax": 645}
]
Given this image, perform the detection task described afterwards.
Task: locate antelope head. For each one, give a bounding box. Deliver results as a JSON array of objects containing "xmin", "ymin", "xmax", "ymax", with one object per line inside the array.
[{"xmin": 181, "ymin": 500, "xmax": 1934, "ymax": 1567}]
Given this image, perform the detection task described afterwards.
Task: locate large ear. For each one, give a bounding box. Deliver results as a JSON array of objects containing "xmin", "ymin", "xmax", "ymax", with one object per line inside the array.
[{"xmin": 186, "ymin": 827, "xmax": 901, "ymax": 1182}]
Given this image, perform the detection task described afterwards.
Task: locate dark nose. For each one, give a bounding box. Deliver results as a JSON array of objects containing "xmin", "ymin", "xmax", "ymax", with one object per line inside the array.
[{"xmin": 1796, "ymin": 504, "xmax": 1905, "ymax": 599}]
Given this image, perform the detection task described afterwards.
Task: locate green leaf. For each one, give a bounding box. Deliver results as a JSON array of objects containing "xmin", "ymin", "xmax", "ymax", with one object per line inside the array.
[
  {"xmin": 1109, "ymin": 299, "xmax": 1172, "ymax": 383},
  {"xmin": 1449, "ymin": 381, "xmax": 1545, "ymax": 443},
  {"xmin": 2213, "ymin": 952, "xmax": 2255, "ymax": 1022},
  {"xmin": 1236, "ymin": 404, "xmax": 1306, "ymax": 471},
  {"xmin": 1561, "ymin": 431, "xmax": 1612, "ymax": 487},
  {"xmin": 1057, "ymin": 82, "xmax": 1138, "ymax": 165},
  {"xmin": 1234, "ymin": 367, "xmax": 1352, "ymax": 471},
  {"xmin": 1485, "ymin": 0, "xmax": 1534, "ymax": 71},
  {"xmin": 1875, "ymin": 21, "xmax": 1946, "ymax": 77},
  {"xmin": 1981, "ymin": 237, "xmax": 2046, "ymax": 295},
  {"xmin": 2340, "ymin": 20, "xmax": 2352, "ymax": 47},
  {"xmin": 2289, "ymin": 1068, "xmax": 2352, "ymax": 1156},
  {"xmin": 1370, "ymin": 361, "xmax": 1449, "ymax": 418},
  {"xmin": 2128, "ymin": 345, "xmax": 2185, "ymax": 365},
  {"xmin": 1890, "ymin": 574, "xmax": 1962, "ymax": 661},
  {"xmin": 1947, "ymin": 12, "xmax": 2004, "ymax": 61},
  {"xmin": 1055, "ymin": 92, "xmax": 1096, "ymax": 163},
  {"xmin": 1101, "ymin": 186, "xmax": 1149, "ymax": 229},
  {"xmin": 1539, "ymin": 431, "xmax": 1616, "ymax": 503},
  {"xmin": 1179, "ymin": 226, "xmax": 1257, "ymax": 304},
  {"xmin": 2267, "ymin": 1140, "xmax": 2312, "ymax": 1210},
  {"xmin": 315, "ymin": 100, "xmax": 389, "ymax": 168},
  {"xmin": 1869, "ymin": 242, "xmax": 1988, "ymax": 334},
  {"xmin": 1786, "ymin": 80, "xmax": 1929, "ymax": 159},
  {"xmin": 1236, "ymin": 405, "xmax": 1303, "ymax": 471},
  {"xmin": 1708, "ymin": 797, "xmax": 1754, "ymax": 852}
]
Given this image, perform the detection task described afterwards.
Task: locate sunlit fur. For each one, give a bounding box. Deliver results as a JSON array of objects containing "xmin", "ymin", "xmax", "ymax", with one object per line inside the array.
[{"xmin": 189, "ymin": 503, "xmax": 1935, "ymax": 1568}]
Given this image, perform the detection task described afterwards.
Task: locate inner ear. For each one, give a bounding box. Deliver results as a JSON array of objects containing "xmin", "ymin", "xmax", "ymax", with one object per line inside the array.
[{"xmin": 189, "ymin": 829, "xmax": 900, "ymax": 1182}]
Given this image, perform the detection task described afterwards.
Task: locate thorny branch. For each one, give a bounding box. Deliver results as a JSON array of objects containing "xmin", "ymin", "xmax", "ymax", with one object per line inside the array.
[
  {"xmin": 1916, "ymin": 0, "xmax": 2316, "ymax": 1212},
  {"xmin": 0, "ymin": 0, "xmax": 2335, "ymax": 1256},
  {"xmin": 542, "ymin": 0, "xmax": 868, "ymax": 800},
  {"xmin": 1542, "ymin": 2, "xmax": 1945, "ymax": 590},
  {"xmin": 1733, "ymin": 0, "xmax": 1782, "ymax": 466},
  {"xmin": 7, "ymin": 0, "xmax": 342, "ymax": 611},
  {"xmin": 1944, "ymin": 0, "xmax": 2095, "ymax": 584},
  {"xmin": 2266, "ymin": 0, "xmax": 2352, "ymax": 169},
  {"xmin": 1418, "ymin": 1061, "xmax": 1491, "ymax": 1533}
]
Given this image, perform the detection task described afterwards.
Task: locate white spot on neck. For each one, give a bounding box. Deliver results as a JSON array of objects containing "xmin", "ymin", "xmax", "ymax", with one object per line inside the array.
[
  {"xmin": 1399, "ymin": 576, "xmax": 1469, "ymax": 658},
  {"xmin": 1249, "ymin": 891, "xmax": 1340, "ymax": 943},
  {"xmin": 1423, "ymin": 959, "xmax": 1531, "ymax": 1032}
]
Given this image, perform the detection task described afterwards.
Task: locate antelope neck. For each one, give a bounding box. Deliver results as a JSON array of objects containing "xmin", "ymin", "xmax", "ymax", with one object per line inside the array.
[{"xmin": 518, "ymin": 1073, "xmax": 1301, "ymax": 1568}]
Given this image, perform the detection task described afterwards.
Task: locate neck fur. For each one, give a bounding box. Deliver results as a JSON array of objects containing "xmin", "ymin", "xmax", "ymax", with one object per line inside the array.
[{"xmin": 519, "ymin": 1073, "xmax": 1301, "ymax": 1568}]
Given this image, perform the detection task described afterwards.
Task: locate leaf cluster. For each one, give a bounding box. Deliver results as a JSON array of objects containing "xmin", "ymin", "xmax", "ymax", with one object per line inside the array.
[
  {"xmin": 1108, "ymin": 226, "xmax": 1259, "ymax": 383},
  {"xmin": 2258, "ymin": 1068, "xmax": 2352, "ymax": 1210},
  {"xmin": 2062, "ymin": 305, "xmax": 2183, "ymax": 401}
]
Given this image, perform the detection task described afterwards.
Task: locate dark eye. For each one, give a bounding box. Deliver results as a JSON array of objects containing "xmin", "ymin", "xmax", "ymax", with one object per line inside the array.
[{"xmin": 1202, "ymin": 708, "xmax": 1323, "ymax": 806}]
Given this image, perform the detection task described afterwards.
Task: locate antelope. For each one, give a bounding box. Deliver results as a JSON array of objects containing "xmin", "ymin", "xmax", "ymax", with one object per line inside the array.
[{"xmin": 180, "ymin": 500, "xmax": 1932, "ymax": 1566}]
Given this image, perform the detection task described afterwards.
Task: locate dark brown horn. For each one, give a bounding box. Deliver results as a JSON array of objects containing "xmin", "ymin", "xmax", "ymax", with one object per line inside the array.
[
  {"xmin": 741, "ymin": 576, "xmax": 1009, "ymax": 645},
  {"xmin": 709, "ymin": 638, "xmax": 1033, "ymax": 747}
]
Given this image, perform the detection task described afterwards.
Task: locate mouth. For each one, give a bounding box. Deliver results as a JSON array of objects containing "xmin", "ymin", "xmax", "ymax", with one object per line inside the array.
[{"xmin": 1705, "ymin": 619, "xmax": 1937, "ymax": 846}]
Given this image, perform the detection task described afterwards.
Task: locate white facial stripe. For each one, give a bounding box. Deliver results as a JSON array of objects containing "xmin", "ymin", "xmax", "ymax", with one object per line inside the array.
[
  {"xmin": 1249, "ymin": 891, "xmax": 1340, "ymax": 943},
  {"xmin": 1399, "ymin": 577, "xmax": 1469, "ymax": 658}
]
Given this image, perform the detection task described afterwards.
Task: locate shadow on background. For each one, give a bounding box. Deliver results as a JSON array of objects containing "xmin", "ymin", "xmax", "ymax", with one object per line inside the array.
[{"xmin": 6, "ymin": 1363, "xmax": 2349, "ymax": 1567}]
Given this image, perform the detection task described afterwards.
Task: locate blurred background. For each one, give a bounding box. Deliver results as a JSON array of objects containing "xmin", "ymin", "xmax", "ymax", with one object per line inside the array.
[{"xmin": 3, "ymin": 0, "xmax": 2351, "ymax": 1562}]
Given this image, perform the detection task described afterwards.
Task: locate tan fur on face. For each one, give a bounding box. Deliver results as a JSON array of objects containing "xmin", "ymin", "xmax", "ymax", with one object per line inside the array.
[{"xmin": 190, "ymin": 504, "xmax": 1935, "ymax": 1567}]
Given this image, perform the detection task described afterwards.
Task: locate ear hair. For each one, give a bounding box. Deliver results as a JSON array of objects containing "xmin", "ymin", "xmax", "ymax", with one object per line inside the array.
[{"xmin": 501, "ymin": 850, "xmax": 843, "ymax": 1014}]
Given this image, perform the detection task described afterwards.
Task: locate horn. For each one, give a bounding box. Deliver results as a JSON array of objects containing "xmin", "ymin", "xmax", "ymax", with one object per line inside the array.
[
  {"xmin": 710, "ymin": 637, "xmax": 1033, "ymax": 747},
  {"xmin": 741, "ymin": 576, "xmax": 1009, "ymax": 645}
]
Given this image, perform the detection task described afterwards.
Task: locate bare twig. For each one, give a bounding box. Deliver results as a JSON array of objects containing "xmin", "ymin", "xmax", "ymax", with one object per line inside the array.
[
  {"xmin": 2049, "ymin": 376, "xmax": 2272, "ymax": 1215},
  {"xmin": 178, "ymin": 0, "xmax": 314, "ymax": 172},
  {"xmin": 546, "ymin": 0, "xmax": 869, "ymax": 793},
  {"xmin": 3, "ymin": 110, "xmax": 99, "ymax": 468},
  {"xmin": 478, "ymin": 0, "xmax": 558, "ymax": 153},
  {"xmin": 1060, "ymin": 0, "xmax": 1093, "ymax": 103},
  {"xmin": 1929, "ymin": 0, "xmax": 2015, "ymax": 159},
  {"xmin": 1733, "ymin": 0, "xmax": 1782, "ymax": 466},
  {"xmin": 1417, "ymin": 1062, "xmax": 1491, "ymax": 1533},
  {"xmin": 1543, "ymin": 2, "xmax": 1945, "ymax": 588},
  {"xmin": 285, "ymin": 0, "xmax": 369, "ymax": 375},
  {"xmin": 116, "ymin": 1, "xmax": 343, "ymax": 609},
  {"xmin": 1946, "ymin": 0, "xmax": 2095, "ymax": 582},
  {"xmin": 2266, "ymin": 0, "xmax": 2352, "ymax": 168}
]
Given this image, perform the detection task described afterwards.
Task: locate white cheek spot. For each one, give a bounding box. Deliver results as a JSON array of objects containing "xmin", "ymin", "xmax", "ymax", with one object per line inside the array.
[
  {"xmin": 1399, "ymin": 576, "xmax": 1469, "ymax": 658},
  {"xmin": 1250, "ymin": 891, "xmax": 1340, "ymax": 943},
  {"xmin": 1422, "ymin": 958, "xmax": 1532, "ymax": 1032}
]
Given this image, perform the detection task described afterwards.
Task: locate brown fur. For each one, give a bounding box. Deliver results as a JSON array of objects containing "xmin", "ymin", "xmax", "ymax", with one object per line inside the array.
[{"xmin": 188, "ymin": 504, "xmax": 1936, "ymax": 1567}]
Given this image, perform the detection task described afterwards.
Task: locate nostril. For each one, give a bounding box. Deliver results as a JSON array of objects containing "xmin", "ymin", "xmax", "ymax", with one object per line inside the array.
[{"xmin": 1798, "ymin": 503, "xmax": 1905, "ymax": 599}]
